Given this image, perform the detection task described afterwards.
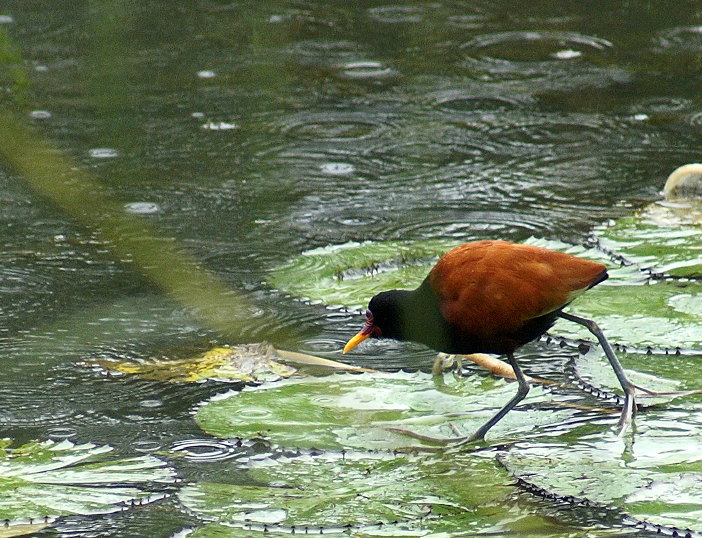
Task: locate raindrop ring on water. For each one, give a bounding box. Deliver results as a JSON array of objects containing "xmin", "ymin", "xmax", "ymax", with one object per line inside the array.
[{"xmin": 171, "ymin": 438, "xmax": 243, "ymax": 462}]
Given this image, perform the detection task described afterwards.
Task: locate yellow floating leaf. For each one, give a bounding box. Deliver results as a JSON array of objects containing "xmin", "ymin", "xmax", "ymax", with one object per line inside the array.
[{"xmin": 96, "ymin": 343, "xmax": 372, "ymax": 383}]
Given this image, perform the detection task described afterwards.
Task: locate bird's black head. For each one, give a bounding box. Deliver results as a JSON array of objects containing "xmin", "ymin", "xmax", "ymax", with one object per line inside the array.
[
  {"xmin": 364, "ymin": 284, "xmax": 453, "ymax": 352},
  {"xmin": 367, "ymin": 290, "xmax": 409, "ymax": 340},
  {"xmin": 343, "ymin": 290, "xmax": 413, "ymax": 353}
]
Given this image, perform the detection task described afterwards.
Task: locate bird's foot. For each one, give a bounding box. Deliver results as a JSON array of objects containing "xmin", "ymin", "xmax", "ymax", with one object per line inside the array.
[
  {"xmin": 431, "ymin": 353, "xmax": 462, "ymax": 377},
  {"xmin": 614, "ymin": 387, "xmax": 637, "ymax": 437},
  {"xmin": 615, "ymin": 384, "xmax": 702, "ymax": 438}
]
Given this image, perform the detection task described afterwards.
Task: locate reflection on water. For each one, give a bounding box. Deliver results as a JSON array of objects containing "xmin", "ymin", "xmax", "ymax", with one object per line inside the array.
[{"xmin": 1, "ymin": 0, "xmax": 701, "ymax": 535}]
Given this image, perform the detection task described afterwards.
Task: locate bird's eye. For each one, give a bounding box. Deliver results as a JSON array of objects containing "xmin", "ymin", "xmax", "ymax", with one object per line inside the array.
[{"xmin": 365, "ymin": 309, "xmax": 373, "ymax": 321}]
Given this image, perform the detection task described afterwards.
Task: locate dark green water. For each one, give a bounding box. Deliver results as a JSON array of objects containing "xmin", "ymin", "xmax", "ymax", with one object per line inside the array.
[{"xmin": 1, "ymin": 1, "xmax": 701, "ymax": 536}]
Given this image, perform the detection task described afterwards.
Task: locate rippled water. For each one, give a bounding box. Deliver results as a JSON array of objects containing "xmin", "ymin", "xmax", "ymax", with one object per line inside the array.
[{"xmin": 1, "ymin": 1, "xmax": 701, "ymax": 536}]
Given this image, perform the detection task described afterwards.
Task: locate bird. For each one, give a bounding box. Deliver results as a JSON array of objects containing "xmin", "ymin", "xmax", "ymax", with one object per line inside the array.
[{"xmin": 343, "ymin": 240, "xmax": 637, "ymax": 443}]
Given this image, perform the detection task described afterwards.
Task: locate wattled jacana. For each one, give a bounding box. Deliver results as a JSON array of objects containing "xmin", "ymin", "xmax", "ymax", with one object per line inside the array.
[{"xmin": 343, "ymin": 240, "xmax": 636, "ymax": 443}]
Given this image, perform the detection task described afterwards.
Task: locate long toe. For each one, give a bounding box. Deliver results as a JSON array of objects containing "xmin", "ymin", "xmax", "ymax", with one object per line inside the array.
[{"xmin": 616, "ymin": 390, "xmax": 637, "ymax": 436}]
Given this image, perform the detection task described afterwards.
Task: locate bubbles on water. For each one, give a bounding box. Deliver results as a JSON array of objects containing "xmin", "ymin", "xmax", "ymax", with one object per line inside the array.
[
  {"xmin": 338, "ymin": 60, "xmax": 396, "ymax": 79},
  {"xmin": 286, "ymin": 39, "xmax": 398, "ymax": 83},
  {"xmin": 430, "ymin": 89, "xmax": 525, "ymax": 113},
  {"xmin": 124, "ymin": 201, "xmax": 161, "ymax": 214},
  {"xmin": 447, "ymin": 13, "xmax": 489, "ymax": 30},
  {"xmin": 332, "ymin": 214, "xmax": 379, "ymax": 226},
  {"xmin": 0, "ymin": 14, "xmax": 14, "ymax": 23},
  {"xmin": 287, "ymin": 39, "xmax": 362, "ymax": 60},
  {"xmin": 552, "ymin": 49, "xmax": 582, "ymax": 59},
  {"xmin": 637, "ymin": 97, "xmax": 691, "ymax": 114},
  {"xmin": 196, "ymin": 70, "xmax": 217, "ymax": 79},
  {"xmin": 689, "ymin": 112, "xmax": 702, "ymax": 127},
  {"xmin": 465, "ymin": 31, "xmax": 612, "ymax": 60},
  {"xmin": 461, "ymin": 31, "xmax": 613, "ymax": 82},
  {"xmin": 320, "ymin": 162, "xmax": 355, "ymax": 175},
  {"xmin": 29, "ymin": 110, "xmax": 52, "ymax": 119},
  {"xmin": 89, "ymin": 148, "xmax": 120, "ymax": 159},
  {"xmin": 201, "ymin": 121, "xmax": 238, "ymax": 130},
  {"xmin": 236, "ymin": 407, "xmax": 271, "ymax": 419}
]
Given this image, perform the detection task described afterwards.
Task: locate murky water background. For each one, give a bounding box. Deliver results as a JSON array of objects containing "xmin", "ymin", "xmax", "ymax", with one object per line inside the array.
[{"xmin": 1, "ymin": 1, "xmax": 701, "ymax": 536}]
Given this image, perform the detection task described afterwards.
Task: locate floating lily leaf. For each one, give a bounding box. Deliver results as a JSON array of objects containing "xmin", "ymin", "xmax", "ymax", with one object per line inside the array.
[
  {"xmin": 178, "ymin": 450, "xmax": 563, "ymax": 536},
  {"xmin": 501, "ymin": 413, "xmax": 702, "ymax": 533},
  {"xmin": 194, "ymin": 371, "xmax": 570, "ymax": 451},
  {"xmin": 594, "ymin": 207, "xmax": 702, "ymax": 277},
  {"xmin": 96, "ymin": 343, "xmax": 370, "ymax": 383},
  {"xmin": 0, "ymin": 439, "xmax": 175, "ymax": 527},
  {"xmin": 570, "ymin": 345, "xmax": 685, "ymax": 399},
  {"xmin": 554, "ymin": 281, "xmax": 702, "ymax": 350},
  {"xmin": 268, "ymin": 239, "xmax": 458, "ymax": 310}
]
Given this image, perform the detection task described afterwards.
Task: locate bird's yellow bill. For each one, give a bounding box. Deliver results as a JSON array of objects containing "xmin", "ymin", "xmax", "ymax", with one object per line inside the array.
[{"xmin": 343, "ymin": 331, "xmax": 369, "ymax": 354}]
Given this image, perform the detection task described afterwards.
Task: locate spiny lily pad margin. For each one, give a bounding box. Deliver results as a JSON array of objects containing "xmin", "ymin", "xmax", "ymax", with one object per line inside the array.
[{"xmin": 0, "ymin": 439, "xmax": 176, "ymax": 533}]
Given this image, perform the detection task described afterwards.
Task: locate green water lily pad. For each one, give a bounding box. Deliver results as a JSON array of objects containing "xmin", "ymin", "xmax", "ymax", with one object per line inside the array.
[
  {"xmin": 178, "ymin": 450, "xmax": 562, "ymax": 536},
  {"xmin": 594, "ymin": 206, "xmax": 702, "ymax": 277},
  {"xmin": 555, "ymin": 281, "xmax": 701, "ymax": 349},
  {"xmin": 571, "ymin": 345, "xmax": 688, "ymax": 402},
  {"xmin": 268, "ymin": 239, "xmax": 458, "ymax": 310},
  {"xmin": 0, "ymin": 439, "xmax": 175, "ymax": 525},
  {"xmin": 502, "ymin": 418, "xmax": 702, "ymax": 533},
  {"xmin": 194, "ymin": 371, "xmax": 571, "ymax": 451}
]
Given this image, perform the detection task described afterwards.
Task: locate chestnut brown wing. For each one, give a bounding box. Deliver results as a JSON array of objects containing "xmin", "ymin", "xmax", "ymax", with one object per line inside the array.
[{"xmin": 428, "ymin": 241, "xmax": 607, "ymax": 341}]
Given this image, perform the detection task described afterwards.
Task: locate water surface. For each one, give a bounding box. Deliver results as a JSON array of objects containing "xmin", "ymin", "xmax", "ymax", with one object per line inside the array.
[{"xmin": 1, "ymin": 1, "xmax": 701, "ymax": 535}]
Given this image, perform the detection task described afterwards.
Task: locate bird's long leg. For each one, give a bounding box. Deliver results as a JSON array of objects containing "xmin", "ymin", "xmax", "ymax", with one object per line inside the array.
[
  {"xmin": 455, "ymin": 352, "xmax": 531, "ymax": 446},
  {"xmin": 558, "ymin": 311, "xmax": 636, "ymax": 432}
]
